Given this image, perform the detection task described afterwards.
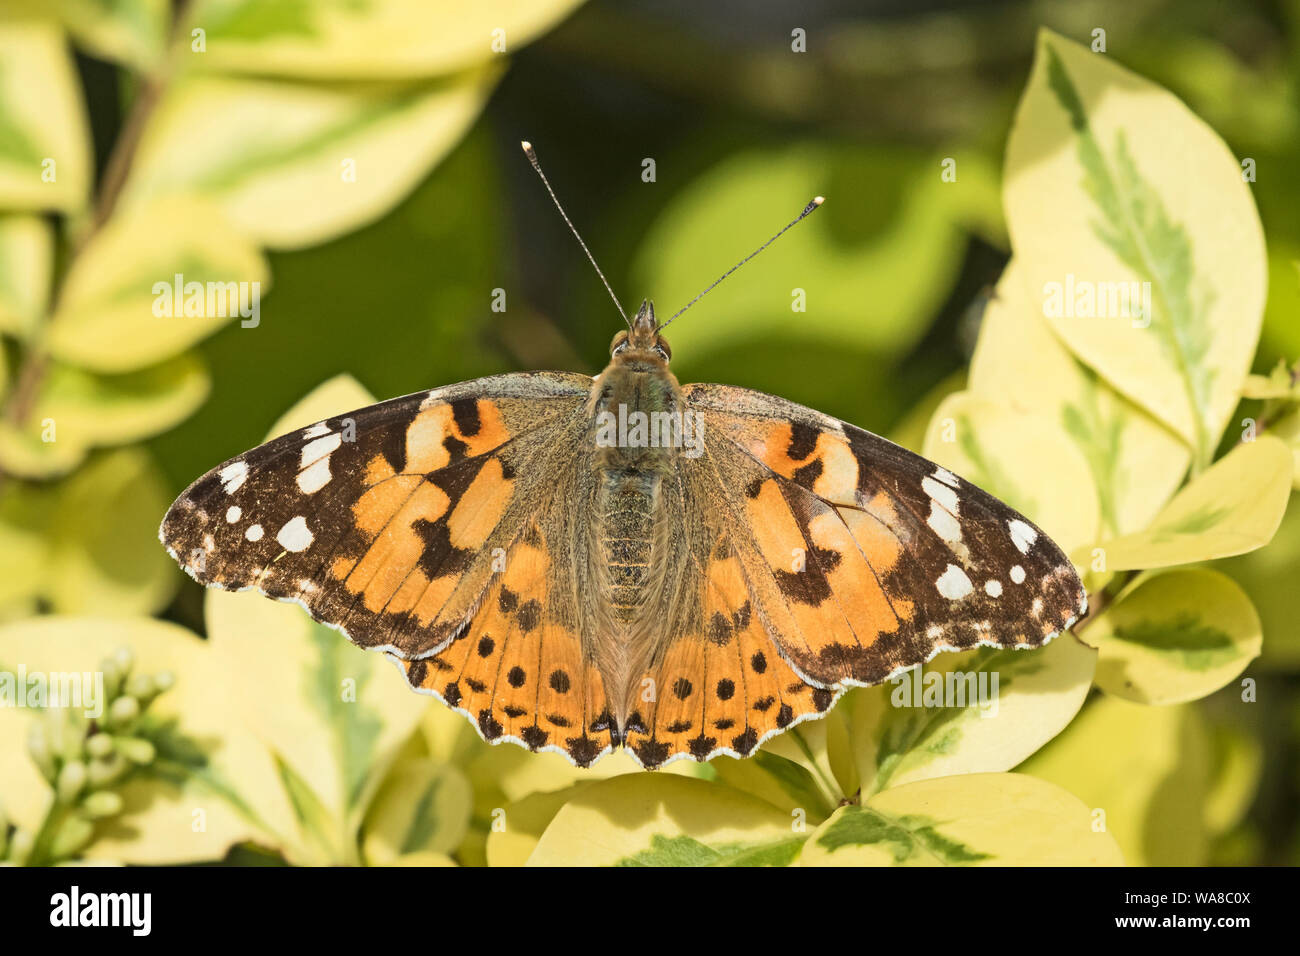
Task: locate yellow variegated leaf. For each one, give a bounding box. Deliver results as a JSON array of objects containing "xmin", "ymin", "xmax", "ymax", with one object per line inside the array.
[
  {"xmin": 1081, "ymin": 569, "xmax": 1261, "ymax": 705},
  {"xmin": 847, "ymin": 635, "xmax": 1095, "ymax": 798},
  {"xmin": 1005, "ymin": 30, "xmax": 1265, "ymax": 465},
  {"xmin": 0, "ymin": 616, "xmax": 295, "ymax": 864},
  {"xmin": 0, "ymin": 19, "xmax": 91, "ymax": 211},
  {"xmin": 360, "ymin": 759, "xmax": 472, "ymax": 864},
  {"xmin": 1086, "ymin": 436, "xmax": 1292, "ymax": 571},
  {"xmin": 0, "ymin": 449, "xmax": 178, "ymax": 615},
  {"xmin": 0, "ymin": 213, "xmax": 53, "ymax": 338},
  {"xmin": 527, "ymin": 774, "xmax": 805, "ymax": 866},
  {"xmin": 923, "ymin": 391, "xmax": 1099, "ymax": 555},
  {"xmin": 203, "ymin": 377, "xmax": 430, "ymax": 838},
  {"xmin": 187, "ymin": 0, "xmax": 587, "ymax": 79},
  {"xmin": 52, "ymin": 0, "xmax": 170, "ymax": 71},
  {"xmin": 970, "ymin": 258, "xmax": 1189, "ymax": 536},
  {"xmin": 1019, "ymin": 696, "xmax": 1212, "ymax": 865},
  {"xmin": 798, "ymin": 772, "xmax": 1122, "ymax": 866},
  {"xmin": 120, "ymin": 68, "xmax": 500, "ymax": 249},
  {"xmin": 0, "ymin": 420, "xmax": 85, "ymax": 479},
  {"xmin": 485, "ymin": 784, "xmax": 587, "ymax": 868},
  {"xmin": 17, "ymin": 355, "xmax": 210, "ymax": 457},
  {"xmin": 47, "ymin": 196, "xmax": 269, "ymax": 373}
]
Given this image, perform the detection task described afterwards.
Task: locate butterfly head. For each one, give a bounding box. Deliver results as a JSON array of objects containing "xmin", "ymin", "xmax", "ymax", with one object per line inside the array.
[{"xmin": 610, "ymin": 300, "xmax": 672, "ymax": 365}]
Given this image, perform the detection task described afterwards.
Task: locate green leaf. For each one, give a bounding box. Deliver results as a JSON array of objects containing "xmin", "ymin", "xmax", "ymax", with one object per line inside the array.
[
  {"xmin": 0, "ymin": 20, "xmax": 91, "ymax": 211},
  {"xmin": 710, "ymin": 749, "xmax": 836, "ymax": 823},
  {"xmin": 1019, "ymin": 696, "xmax": 1211, "ymax": 866},
  {"xmin": 46, "ymin": 196, "xmax": 269, "ymax": 373},
  {"xmin": 189, "ymin": 0, "xmax": 588, "ymax": 79},
  {"xmin": 799, "ymin": 772, "xmax": 1123, "ymax": 866},
  {"xmin": 848, "ymin": 634, "xmax": 1096, "ymax": 798},
  {"xmin": 1086, "ymin": 436, "xmax": 1293, "ymax": 570},
  {"xmin": 1082, "ymin": 568, "xmax": 1261, "ymax": 705},
  {"xmin": 1004, "ymin": 30, "xmax": 1266, "ymax": 464},
  {"xmin": 527, "ymin": 774, "xmax": 805, "ymax": 867},
  {"xmin": 119, "ymin": 68, "xmax": 502, "ymax": 249},
  {"xmin": 635, "ymin": 145, "xmax": 1000, "ymax": 366}
]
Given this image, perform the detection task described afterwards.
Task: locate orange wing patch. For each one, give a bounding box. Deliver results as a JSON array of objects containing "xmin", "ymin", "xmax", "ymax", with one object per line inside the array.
[
  {"xmin": 401, "ymin": 516, "xmax": 614, "ymax": 768},
  {"xmin": 622, "ymin": 531, "xmax": 840, "ymax": 769}
]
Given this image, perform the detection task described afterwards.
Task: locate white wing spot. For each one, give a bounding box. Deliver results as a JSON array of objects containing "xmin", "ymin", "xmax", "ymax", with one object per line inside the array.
[
  {"xmin": 927, "ymin": 500, "xmax": 963, "ymax": 545},
  {"xmin": 933, "ymin": 466, "xmax": 959, "ymax": 488},
  {"xmin": 297, "ymin": 457, "xmax": 332, "ymax": 494},
  {"xmin": 277, "ymin": 516, "xmax": 314, "ymax": 553},
  {"xmin": 1010, "ymin": 564, "xmax": 1026, "ymax": 584},
  {"xmin": 302, "ymin": 423, "xmax": 331, "ymax": 440},
  {"xmin": 1032, "ymin": 597, "xmax": 1044, "ymax": 616},
  {"xmin": 926, "ymin": 625, "xmax": 944, "ymax": 641},
  {"xmin": 245, "ymin": 524, "xmax": 264, "ymax": 542},
  {"xmin": 219, "ymin": 460, "xmax": 248, "ymax": 494},
  {"xmin": 300, "ymin": 433, "xmax": 342, "ymax": 467},
  {"xmin": 936, "ymin": 564, "xmax": 973, "ymax": 600},
  {"xmin": 226, "ymin": 505, "xmax": 242, "ymax": 523},
  {"xmin": 985, "ymin": 579, "xmax": 1002, "ymax": 597},
  {"xmin": 921, "ymin": 476, "xmax": 960, "ymax": 514},
  {"xmin": 1009, "ymin": 519, "xmax": 1038, "ymax": 554}
]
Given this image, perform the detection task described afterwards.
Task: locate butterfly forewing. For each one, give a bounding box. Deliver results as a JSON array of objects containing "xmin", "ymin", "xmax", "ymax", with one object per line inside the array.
[
  {"xmin": 160, "ymin": 371, "xmax": 591, "ymax": 656},
  {"xmin": 684, "ymin": 383, "xmax": 1087, "ymax": 688}
]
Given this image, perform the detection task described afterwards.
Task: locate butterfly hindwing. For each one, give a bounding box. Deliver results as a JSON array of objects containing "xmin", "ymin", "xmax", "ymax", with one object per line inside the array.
[
  {"xmin": 399, "ymin": 496, "xmax": 617, "ymax": 767},
  {"xmin": 684, "ymin": 383, "xmax": 1087, "ymax": 689},
  {"xmin": 621, "ymin": 501, "xmax": 842, "ymax": 768}
]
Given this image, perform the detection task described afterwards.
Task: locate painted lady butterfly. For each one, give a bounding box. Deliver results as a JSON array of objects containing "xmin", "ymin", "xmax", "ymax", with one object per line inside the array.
[{"xmin": 161, "ymin": 146, "xmax": 1086, "ymax": 770}]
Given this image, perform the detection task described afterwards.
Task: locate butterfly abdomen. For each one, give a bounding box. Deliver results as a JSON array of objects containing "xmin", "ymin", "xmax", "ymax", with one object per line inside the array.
[{"xmin": 596, "ymin": 470, "xmax": 661, "ymax": 622}]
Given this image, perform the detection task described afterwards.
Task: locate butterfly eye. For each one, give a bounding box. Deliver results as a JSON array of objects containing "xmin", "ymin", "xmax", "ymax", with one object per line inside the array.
[
  {"xmin": 653, "ymin": 345, "xmax": 670, "ymax": 361},
  {"xmin": 612, "ymin": 340, "xmax": 629, "ymax": 356}
]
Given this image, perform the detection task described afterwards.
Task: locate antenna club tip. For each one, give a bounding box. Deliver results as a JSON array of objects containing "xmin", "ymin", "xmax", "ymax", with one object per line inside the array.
[
  {"xmin": 813, "ymin": 196, "xmax": 825, "ymax": 206},
  {"xmin": 520, "ymin": 140, "xmax": 533, "ymax": 152}
]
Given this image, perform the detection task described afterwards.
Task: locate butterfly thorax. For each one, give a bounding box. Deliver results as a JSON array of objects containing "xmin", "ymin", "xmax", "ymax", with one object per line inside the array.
[{"xmin": 583, "ymin": 302, "xmax": 689, "ymax": 722}]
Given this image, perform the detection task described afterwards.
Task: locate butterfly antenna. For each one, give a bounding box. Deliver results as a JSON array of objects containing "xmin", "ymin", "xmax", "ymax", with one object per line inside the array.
[
  {"xmin": 521, "ymin": 141, "xmax": 630, "ymax": 328},
  {"xmin": 656, "ymin": 196, "xmax": 824, "ymax": 332}
]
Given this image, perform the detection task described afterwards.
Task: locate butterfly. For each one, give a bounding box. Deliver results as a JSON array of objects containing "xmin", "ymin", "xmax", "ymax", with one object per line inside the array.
[{"xmin": 160, "ymin": 146, "xmax": 1087, "ymax": 770}]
